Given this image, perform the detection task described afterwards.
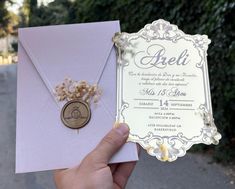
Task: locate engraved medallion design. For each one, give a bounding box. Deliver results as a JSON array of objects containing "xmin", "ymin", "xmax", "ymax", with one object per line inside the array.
[{"xmin": 61, "ymin": 100, "xmax": 91, "ymax": 129}]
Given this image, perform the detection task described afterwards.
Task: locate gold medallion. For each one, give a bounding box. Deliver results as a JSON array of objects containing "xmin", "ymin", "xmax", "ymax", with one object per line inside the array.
[{"xmin": 61, "ymin": 99, "xmax": 91, "ymax": 129}]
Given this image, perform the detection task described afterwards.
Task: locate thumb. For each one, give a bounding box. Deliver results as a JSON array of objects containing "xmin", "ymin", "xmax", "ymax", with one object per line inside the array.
[{"xmin": 88, "ymin": 123, "xmax": 129, "ymax": 164}]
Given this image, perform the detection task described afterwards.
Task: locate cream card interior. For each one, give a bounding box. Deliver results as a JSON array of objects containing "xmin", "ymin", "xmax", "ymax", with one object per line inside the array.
[{"xmin": 113, "ymin": 19, "xmax": 221, "ymax": 162}]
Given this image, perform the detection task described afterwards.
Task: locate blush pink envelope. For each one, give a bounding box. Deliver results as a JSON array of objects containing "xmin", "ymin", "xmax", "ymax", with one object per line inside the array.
[{"xmin": 16, "ymin": 21, "xmax": 138, "ymax": 173}]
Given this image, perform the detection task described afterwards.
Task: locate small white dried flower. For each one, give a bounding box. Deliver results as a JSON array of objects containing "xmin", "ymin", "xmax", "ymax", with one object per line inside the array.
[{"xmin": 54, "ymin": 78, "xmax": 102, "ymax": 104}]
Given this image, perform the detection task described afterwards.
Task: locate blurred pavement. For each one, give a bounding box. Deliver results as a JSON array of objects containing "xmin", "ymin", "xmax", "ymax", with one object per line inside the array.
[{"xmin": 0, "ymin": 65, "xmax": 234, "ymax": 189}]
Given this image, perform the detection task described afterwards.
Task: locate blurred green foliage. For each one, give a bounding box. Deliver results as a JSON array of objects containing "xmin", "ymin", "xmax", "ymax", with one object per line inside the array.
[
  {"xmin": 0, "ymin": 0, "xmax": 14, "ymax": 37},
  {"xmin": 0, "ymin": 1, "xmax": 10, "ymax": 34},
  {"xmin": 22, "ymin": 0, "xmax": 235, "ymax": 163}
]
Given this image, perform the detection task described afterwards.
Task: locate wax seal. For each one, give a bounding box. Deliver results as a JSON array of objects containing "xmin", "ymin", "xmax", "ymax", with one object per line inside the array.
[
  {"xmin": 55, "ymin": 78, "xmax": 101, "ymax": 130},
  {"xmin": 61, "ymin": 99, "xmax": 91, "ymax": 129}
]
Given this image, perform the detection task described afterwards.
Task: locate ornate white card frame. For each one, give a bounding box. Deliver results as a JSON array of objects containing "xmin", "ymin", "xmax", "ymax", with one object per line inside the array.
[{"xmin": 113, "ymin": 19, "xmax": 221, "ymax": 162}]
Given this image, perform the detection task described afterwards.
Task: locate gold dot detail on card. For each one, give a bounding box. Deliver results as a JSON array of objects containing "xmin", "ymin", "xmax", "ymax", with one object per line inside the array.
[{"xmin": 61, "ymin": 99, "xmax": 91, "ymax": 129}]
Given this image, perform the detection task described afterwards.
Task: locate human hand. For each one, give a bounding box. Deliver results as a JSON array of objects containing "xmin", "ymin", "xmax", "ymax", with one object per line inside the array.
[{"xmin": 54, "ymin": 123, "xmax": 138, "ymax": 189}]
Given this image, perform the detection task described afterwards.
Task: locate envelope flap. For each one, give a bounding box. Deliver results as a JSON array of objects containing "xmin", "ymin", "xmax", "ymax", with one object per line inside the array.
[{"xmin": 18, "ymin": 21, "xmax": 120, "ymax": 89}]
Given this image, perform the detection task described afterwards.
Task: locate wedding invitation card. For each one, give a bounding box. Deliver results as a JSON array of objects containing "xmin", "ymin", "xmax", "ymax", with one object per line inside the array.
[
  {"xmin": 16, "ymin": 19, "xmax": 221, "ymax": 173},
  {"xmin": 113, "ymin": 19, "xmax": 221, "ymax": 161}
]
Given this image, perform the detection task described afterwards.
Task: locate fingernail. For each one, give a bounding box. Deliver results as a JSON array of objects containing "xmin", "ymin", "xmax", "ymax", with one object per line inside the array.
[
  {"xmin": 115, "ymin": 123, "xmax": 129, "ymax": 136},
  {"xmin": 113, "ymin": 121, "xmax": 119, "ymax": 128}
]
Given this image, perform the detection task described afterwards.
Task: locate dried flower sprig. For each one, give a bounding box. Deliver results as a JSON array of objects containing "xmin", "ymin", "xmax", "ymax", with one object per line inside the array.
[{"xmin": 54, "ymin": 78, "xmax": 102, "ymax": 104}]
